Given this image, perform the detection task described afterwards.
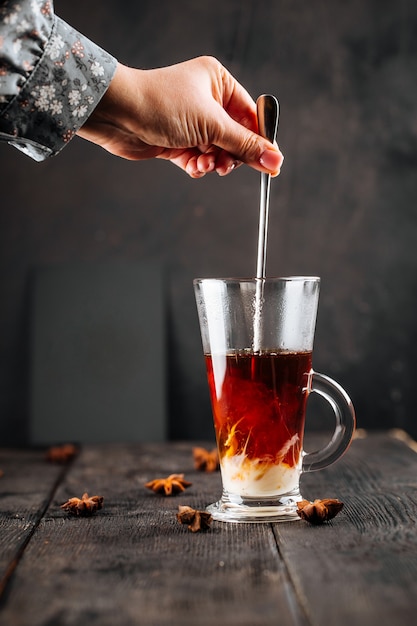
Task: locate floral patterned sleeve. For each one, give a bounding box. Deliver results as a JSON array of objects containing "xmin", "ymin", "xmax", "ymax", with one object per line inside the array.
[{"xmin": 0, "ymin": 0, "xmax": 117, "ymax": 161}]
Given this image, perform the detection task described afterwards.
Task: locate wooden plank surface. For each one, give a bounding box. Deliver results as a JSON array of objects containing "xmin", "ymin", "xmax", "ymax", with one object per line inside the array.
[
  {"xmin": 0, "ymin": 448, "xmax": 68, "ymax": 597},
  {"xmin": 0, "ymin": 442, "xmax": 306, "ymax": 626},
  {"xmin": 1, "ymin": 433, "xmax": 417, "ymax": 626},
  {"xmin": 279, "ymin": 431, "xmax": 417, "ymax": 626}
]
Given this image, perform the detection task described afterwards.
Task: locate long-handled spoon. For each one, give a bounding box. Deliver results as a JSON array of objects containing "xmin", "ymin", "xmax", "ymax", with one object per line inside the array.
[
  {"xmin": 254, "ymin": 94, "xmax": 279, "ymax": 352},
  {"xmin": 255, "ymin": 94, "xmax": 280, "ymax": 279}
]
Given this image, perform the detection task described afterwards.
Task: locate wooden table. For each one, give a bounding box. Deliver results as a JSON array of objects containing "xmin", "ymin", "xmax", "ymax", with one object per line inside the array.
[{"xmin": 1, "ymin": 430, "xmax": 417, "ymax": 626}]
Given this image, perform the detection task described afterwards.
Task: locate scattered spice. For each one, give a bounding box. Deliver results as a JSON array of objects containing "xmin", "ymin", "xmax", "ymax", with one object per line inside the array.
[
  {"xmin": 46, "ymin": 444, "xmax": 78, "ymax": 463},
  {"xmin": 145, "ymin": 473, "xmax": 192, "ymax": 496},
  {"xmin": 61, "ymin": 492, "xmax": 104, "ymax": 516},
  {"xmin": 296, "ymin": 498, "xmax": 344, "ymax": 525},
  {"xmin": 193, "ymin": 447, "xmax": 219, "ymax": 472},
  {"xmin": 177, "ymin": 505, "xmax": 212, "ymax": 532}
]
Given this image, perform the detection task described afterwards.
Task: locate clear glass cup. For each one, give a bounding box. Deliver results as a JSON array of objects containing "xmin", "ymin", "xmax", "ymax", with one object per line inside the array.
[{"xmin": 194, "ymin": 277, "xmax": 356, "ymax": 523}]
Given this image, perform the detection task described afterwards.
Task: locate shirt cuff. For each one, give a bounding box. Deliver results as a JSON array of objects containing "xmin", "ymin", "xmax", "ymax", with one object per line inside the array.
[{"xmin": 0, "ymin": 15, "xmax": 117, "ymax": 161}]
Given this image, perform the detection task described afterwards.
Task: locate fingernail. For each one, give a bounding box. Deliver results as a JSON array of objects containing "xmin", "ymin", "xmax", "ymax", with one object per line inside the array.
[
  {"xmin": 188, "ymin": 168, "xmax": 205, "ymax": 178},
  {"xmin": 217, "ymin": 161, "xmax": 239, "ymax": 177},
  {"xmin": 186, "ymin": 163, "xmax": 203, "ymax": 178},
  {"xmin": 259, "ymin": 149, "xmax": 283, "ymax": 173}
]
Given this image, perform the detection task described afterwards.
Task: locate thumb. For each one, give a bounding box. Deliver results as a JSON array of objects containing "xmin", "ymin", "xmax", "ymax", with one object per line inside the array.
[{"xmin": 215, "ymin": 111, "xmax": 284, "ymax": 177}]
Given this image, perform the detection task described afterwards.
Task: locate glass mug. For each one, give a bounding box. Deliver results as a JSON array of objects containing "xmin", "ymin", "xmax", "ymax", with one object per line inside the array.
[{"xmin": 194, "ymin": 277, "xmax": 356, "ymax": 523}]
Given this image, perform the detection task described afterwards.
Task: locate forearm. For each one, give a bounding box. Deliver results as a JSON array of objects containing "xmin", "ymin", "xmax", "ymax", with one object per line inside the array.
[{"xmin": 0, "ymin": 0, "xmax": 117, "ymax": 160}]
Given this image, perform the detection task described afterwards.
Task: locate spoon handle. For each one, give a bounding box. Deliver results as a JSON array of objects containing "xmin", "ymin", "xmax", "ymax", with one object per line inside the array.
[{"xmin": 256, "ymin": 94, "xmax": 279, "ymax": 279}]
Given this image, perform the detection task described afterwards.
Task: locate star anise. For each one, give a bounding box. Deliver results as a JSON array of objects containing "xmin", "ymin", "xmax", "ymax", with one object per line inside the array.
[
  {"xmin": 145, "ymin": 473, "xmax": 192, "ymax": 496},
  {"xmin": 177, "ymin": 505, "xmax": 212, "ymax": 532},
  {"xmin": 61, "ymin": 492, "xmax": 104, "ymax": 516},
  {"xmin": 296, "ymin": 498, "xmax": 344, "ymax": 524},
  {"xmin": 192, "ymin": 447, "xmax": 219, "ymax": 472},
  {"xmin": 46, "ymin": 443, "xmax": 78, "ymax": 463}
]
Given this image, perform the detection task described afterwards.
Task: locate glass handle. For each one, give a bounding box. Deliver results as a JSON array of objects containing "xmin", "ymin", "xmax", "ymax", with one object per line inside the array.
[{"xmin": 302, "ymin": 371, "xmax": 356, "ymax": 473}]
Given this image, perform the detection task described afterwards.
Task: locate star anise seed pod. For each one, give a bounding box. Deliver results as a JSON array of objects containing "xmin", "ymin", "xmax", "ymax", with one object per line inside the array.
[
  {"xmin": 192, "ymin": 447, "xmax": 219, "ymax": 472},
  {"xmin": 145, "ymin": 473, "xmax": 192, "ymax": 496},
  {"xmin": 296, "ymin": 498, "xmax": 344, "ymax": 524},
  {"xmin": 177, "ymin": 505, "xmax": 212, "ymax": 532},
  {"xmin": 46, "ymin": 443, "xmax": 78, "ymax": 463},
  {"xmin": 61, "ymin": 492, "xmax": 104, "ymax": 516}
]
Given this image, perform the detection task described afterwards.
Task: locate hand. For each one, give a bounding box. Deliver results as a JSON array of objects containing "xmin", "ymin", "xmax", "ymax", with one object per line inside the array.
[{"xmin": 77, "ymin": 56, "xmax": 284, "ymax": 178}]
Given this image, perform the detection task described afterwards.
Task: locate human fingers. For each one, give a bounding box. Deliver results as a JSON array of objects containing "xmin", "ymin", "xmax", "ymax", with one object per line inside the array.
[
  {"xmin": 195, "ymin": 145, "xmax": 218, "ymax": 174},
  {"xmin": 212, "ymin": 148, "xmax": 242, "ymax": 176},
  {"xmin": 212, "ymin": 106, "xmax": 283, "ymax": 176},
  {"xmin": 160, "ymin": 147, "xmax": 209, "ymax": 178},
  {"xmin": 159, "ymin": 145, "xmax": 220, "ymax": 178},
  {"xmin": 158, "ymin": 147, "xmax": 237, "ymax": 178},
  {"xmin": 212, "ymin": 63, "xmax": 284, "ymax": 176}
]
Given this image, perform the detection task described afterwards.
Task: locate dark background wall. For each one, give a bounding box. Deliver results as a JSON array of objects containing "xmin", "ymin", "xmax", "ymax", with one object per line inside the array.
[{"xmin": 1, "ymin": 0, "xmax": 417, "ymax": 444}]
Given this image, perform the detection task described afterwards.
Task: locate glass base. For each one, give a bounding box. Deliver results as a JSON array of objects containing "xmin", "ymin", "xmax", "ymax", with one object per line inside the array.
[{"xmin": 207, "ymin": 488, "xmax": 304, "ymax": 523}]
